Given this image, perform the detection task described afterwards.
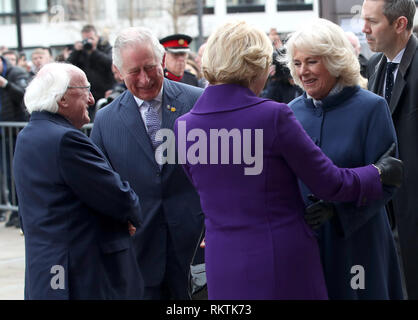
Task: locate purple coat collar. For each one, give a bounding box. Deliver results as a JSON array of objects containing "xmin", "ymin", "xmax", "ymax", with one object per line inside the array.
[{"xmin": 191, "ymin": 83, "xmax": 269, "ymax": 114}]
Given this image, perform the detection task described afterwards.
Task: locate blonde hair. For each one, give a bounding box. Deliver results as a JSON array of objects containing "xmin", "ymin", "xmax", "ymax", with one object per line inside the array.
[
  {"xmin": 284, "ymin": 18, "xmax": 361, "ymax": 89},
  {"xmin": 202, "ymin": 20, "xmax": 273, "ymax": 88}
]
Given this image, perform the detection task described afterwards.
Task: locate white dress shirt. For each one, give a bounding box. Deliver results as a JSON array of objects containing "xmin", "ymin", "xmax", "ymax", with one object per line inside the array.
[
  {"xmin": 133, "ymin": 87, "xmax": 164, "ymax": 132},
  {"xmin": 133, "ymin": 88, "xmax": 164, "ymax": 166},
  {"xmin": 383, "ymin": 48, "xmax": 405, "ymax": 95}
]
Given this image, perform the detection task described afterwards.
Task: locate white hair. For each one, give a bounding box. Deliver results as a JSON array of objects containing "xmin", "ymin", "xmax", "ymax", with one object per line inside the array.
[
  {"xmin": 284, "ymin": 18, "xmax": 361, "ymax": 88},
  {"xmin": 24, "ymin": 63, "xmax": 77, "ymax": 114},
  {"xmin": 113, "ymin": 27, "xmax": 165, "ymax": 70}
]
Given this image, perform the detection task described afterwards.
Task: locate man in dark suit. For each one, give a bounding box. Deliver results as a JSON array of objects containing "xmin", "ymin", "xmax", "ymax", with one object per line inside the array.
[
  {"xmin": 91, "ymin": 27, "xmax": 204, "ymax": 300},
  {"xmin": 362, "ymin": 0, "xmax": 418, "ymax": 299},
  {"xmin": 13, "ymin": 63, "xmax": 144, "ymax": 300}
]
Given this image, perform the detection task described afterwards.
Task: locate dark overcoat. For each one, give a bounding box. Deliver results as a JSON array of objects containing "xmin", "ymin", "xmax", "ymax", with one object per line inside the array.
[
  {"xmin": 367, "ymin": 34, "xmax": 418, "ymax": 299},
  {"xmin": 13, "ymin": 112, "xmax": 144, "ymax": 300}
]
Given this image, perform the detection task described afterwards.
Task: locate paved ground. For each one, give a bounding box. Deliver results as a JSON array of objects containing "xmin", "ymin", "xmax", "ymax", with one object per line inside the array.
[{"xmin": 0, "ymin": 219, "xmax": 25, "ymax": 300}]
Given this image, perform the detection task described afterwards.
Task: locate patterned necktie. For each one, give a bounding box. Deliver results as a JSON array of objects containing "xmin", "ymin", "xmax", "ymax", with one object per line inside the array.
[
  {"xmin": 385, "ymin": 62, "xmax": 398, "ymax": 104},
  {"xmin": 144, "ymin": 100, "xmax": 162, "ymax": 150}
]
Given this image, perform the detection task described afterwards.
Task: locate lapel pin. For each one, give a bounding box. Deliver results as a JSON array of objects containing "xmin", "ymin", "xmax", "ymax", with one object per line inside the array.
[{"xmin": 167, "ymin": 105, "xmax": 176, "ymax": 113}]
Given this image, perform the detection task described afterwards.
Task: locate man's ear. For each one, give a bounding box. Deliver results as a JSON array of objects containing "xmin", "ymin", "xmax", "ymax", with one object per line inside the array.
[
  {"xmin": 162, "ymin": 53, "xmax": 166, "ymax": 69},
  {"xmin": 112, "ymin": 64, "xmax": 123, "ymax": 80},
  {"xmin": 59, "ymin": 95, "xmax": 68, "ymax": 109},
  {"xmin": 394, "ymin": 16, "xmax": 408, "ymax": 34}
]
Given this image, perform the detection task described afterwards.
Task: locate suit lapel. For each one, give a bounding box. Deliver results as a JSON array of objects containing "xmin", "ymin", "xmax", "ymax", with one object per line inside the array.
[
  {"xmin": 161, "ymin": 79, "xmax": 188, "ymax": 174},
  {"xmin": 368, "ymin": 54, "xmax": 386, "ymax": 95},
  {"xmin": 161, "ymin": 79, "xmax": 186, "ymax": 131},
  {"xmin": 389, "ymin": 77, "xmax": 406, "ymax": 114},
  {"xmin": 389, "ymin": 35, "xmax": 417, "ymax": 114},
  {"xmin": 118, "ymin": 91, "xmax": 157, "ymax": 165}
]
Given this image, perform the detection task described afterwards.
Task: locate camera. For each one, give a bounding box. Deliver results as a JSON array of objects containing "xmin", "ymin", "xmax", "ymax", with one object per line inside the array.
[
  {"xmin": 82, "ymin": 39, "xmax": 93, "ymax": 51},
  {"xmin": 96, "ymin": 84, "xmax": 127, "ymax": 110}
]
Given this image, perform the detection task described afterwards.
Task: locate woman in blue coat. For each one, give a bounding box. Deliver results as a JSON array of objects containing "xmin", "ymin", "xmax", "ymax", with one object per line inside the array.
[{"xmin": 286, "ymin": 19, "xmax": 404, "ymax": 299}]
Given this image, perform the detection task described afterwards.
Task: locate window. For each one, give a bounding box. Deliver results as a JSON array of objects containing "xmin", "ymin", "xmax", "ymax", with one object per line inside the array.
[
  {"xmin": 0, "ymin": 0, "xmax": 48, "ymax": 14},
  {"xmin": 117, "ymin": 0, "xmax": 163, "ymax": 20},
  {"xmin": 277, "ymin": 0, "xmax": 313, "ymax": 11},
  {"xmin": 0, "ymin": 0, "xmax": 13, "ymax": 14},
  {"xmin": 227, "ymin": 0, "xmax": 265, "ymax": 14},
  {"xmin": 0, "ymin": 0, "xmax": 48, "ymax": 24},
  {"xmin": 204, "ymin": 0, "xmax": 215, "ymax": 14}
]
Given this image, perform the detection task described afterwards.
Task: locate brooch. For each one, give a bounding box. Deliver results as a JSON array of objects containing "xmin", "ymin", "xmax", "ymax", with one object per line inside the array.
[{"xmin": 167, "ymin": 105, "xmax": 176, "ymax": 113}]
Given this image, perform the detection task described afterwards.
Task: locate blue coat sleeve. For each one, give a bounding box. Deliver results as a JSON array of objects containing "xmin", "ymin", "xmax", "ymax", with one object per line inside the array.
[
  {"xmin": 332, "ymin": 98, "xmax": 398, "ymax": 238},
  {"xmin": 58, "ymin": 130, "xmax": 142, "ymax": 228},
  {"xmin": 274, "ymin": 104, "xmax": 383, "ymax": 206}
]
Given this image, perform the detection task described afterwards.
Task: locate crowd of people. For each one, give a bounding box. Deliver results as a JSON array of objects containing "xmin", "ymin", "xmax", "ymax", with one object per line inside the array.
[{"xmin": 1, "ymin": 0, "xmax": 417, "ymax": 301}]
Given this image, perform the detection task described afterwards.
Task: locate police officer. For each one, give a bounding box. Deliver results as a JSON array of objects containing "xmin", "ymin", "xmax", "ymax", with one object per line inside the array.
[{"xmin": 160, "ymin": 34, "xmax": 199, "ymax": 87}]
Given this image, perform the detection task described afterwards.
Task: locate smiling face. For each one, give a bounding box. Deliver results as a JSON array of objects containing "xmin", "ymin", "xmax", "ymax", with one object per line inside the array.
[
  {"xmin": 293, "ymin": 50, "xmax": 337, "ymax": 100},
  {"xmin": 117, "ymin": 42, "xmax": 164, "ymax": 101},
  {"xmin": 59, "ymin": 70, "xmax": 94, "ymax": 129}
]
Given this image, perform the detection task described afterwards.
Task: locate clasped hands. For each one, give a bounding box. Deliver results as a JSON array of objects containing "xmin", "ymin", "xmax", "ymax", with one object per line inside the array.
[{"xmin": 304, "ymin": 143, "xmax": 404, "ymax": 229}]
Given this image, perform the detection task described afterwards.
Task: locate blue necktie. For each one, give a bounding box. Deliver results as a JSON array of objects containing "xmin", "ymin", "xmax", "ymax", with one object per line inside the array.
[
  {"xmin": 144, "ymin": 100, "xmax": 162, "ymax": 150},
  {"xmin": 385, "ymin": 62, "xmax": 398, "ymax": 104}
]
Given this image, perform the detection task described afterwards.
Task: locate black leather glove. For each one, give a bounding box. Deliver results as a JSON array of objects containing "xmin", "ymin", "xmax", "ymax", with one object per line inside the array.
[
  {"xmin": 304, "ymin": 195, "xmax": 335, "ymax": 229},
  {"xmin": 374, "ymin": 143, "xmax": 403, "ymax": 188}
]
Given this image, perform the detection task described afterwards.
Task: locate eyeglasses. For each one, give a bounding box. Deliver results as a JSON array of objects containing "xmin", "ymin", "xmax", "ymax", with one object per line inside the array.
[{"xmin": 68, "ymin": 85, "xmax": 91, "ymax": 92}]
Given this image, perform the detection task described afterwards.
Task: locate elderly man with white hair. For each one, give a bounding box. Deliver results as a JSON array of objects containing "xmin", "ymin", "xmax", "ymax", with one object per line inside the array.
[{"xmin": 13, "ymin": 63, "xmax": 144, "ymax": 300}]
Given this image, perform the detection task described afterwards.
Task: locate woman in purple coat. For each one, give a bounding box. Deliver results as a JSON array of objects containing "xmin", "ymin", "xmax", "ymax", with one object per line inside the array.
[{"xmin": 174, "ymin": 20, "xmax": 403, "ymax": 300}]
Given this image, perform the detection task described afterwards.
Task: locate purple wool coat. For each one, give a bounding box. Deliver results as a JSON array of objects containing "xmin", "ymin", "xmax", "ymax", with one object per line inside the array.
[{"xmin": 174, "ymin": 84, "xmax": 382, "ymax": 300}]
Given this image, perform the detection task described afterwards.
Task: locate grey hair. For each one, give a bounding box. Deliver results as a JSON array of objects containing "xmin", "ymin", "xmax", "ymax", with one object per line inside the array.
[
  {"xmin": 24, "ymin": 63, "xmax": 75, "ymax": 114},
  {"xmin": 381, "ymin": 0, "xmax": 416, "ymax": 30},
  {"xmin": 284, "ymin": 18, "xmax": 361, "ymax": 89},
  {"xmin": 113, "ymin": 27, "xmax": 165, "ymax": 70}
]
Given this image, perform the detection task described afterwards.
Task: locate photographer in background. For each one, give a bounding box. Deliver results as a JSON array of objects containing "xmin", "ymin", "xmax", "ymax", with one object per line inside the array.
[{"xmin": 68, "ymin": 24, "xmax": 115, "ymax": 121}]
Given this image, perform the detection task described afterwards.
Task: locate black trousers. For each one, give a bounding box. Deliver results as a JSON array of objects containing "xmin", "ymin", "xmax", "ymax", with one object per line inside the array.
[{"xmin": 142, "ymin": 225, "xmax": 190, "ymax": 300}]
